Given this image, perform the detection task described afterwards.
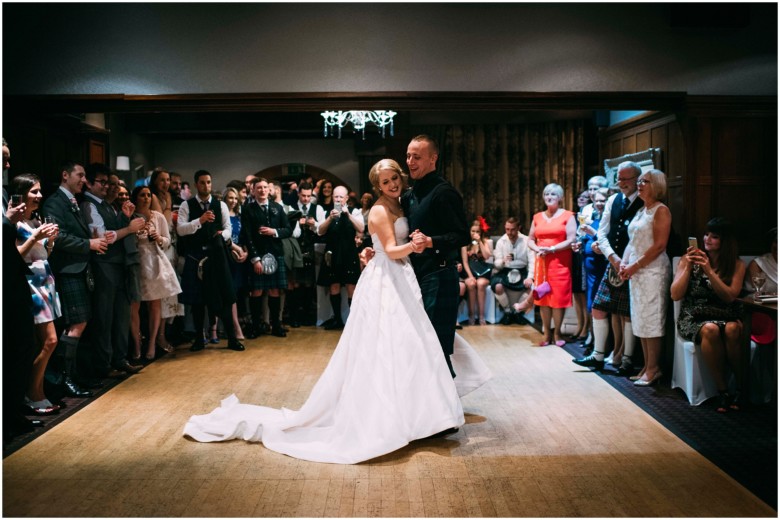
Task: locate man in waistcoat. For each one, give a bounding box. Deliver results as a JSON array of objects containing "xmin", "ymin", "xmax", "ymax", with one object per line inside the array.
[
  {"xmin": 177, "ymin": 170, "xmax": 244, "ymax": 352},
  {"xmin": 573, "ymin": 161, "xmax": 644, "ymax": 374},
  {"xmin": 403, "ymin": 135, "xmax": 470, "ymax": 379},
  {"xmin": 243, "ymin": 178, "xmax": 292, "ymax": 338},
  {"xmin": 81, "ymin": 163, "xmax": 145, "ymax": 378},
  {"xmin": 288, "ymin": 182, "xmax": 323, "ymax": 326},
  {"xmin": 41, "ymin": 161, "xmax": 108, "ymax": 398}
]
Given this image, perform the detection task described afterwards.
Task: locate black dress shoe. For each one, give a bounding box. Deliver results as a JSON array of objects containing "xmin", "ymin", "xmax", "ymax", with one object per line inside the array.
[
  {"xmin": 455, "ymin": 323, "xmax": 463, "ymax": 330},
  {"xmin": 63, "ymin": 377, "xmax": 93, "ymax": 398},
  {"xmin": 324, "ymin": 320, "xmax": 344, "ymax": 331},
  {"xmin": 499, "ymin": 314, "xmax": 513, "ymax": 326},
  {"xmin": 616, "ymin": 360, "xmax": 636, "ymax": 377},
  {"xmin": 572, "ymin": 355, "xmax": 604, "ymax": 371},
  {"xmin": 271, "ymin": 327, "xmax": 287, "ymax": 338},
  {"xmin": 76, "ymin": 377, "xmax": 104, "ymax": 389},
  {"xmin": 115, "ymin": 361, "xmax": 142, "ymax": 374},
  {"xmin": 189, "ymin": 340, "xmax": 206, "ymax": 352},
  {"xmin": 227, "ymin": 341, "xmax": 245, "ymax": 351},
  {"xmin": 289, "ymin": 320, "xmax": 301, "ymax": 328}
]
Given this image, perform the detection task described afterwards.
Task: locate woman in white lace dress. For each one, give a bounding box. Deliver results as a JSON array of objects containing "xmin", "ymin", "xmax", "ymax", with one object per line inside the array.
[
  {"xmin": 619, "ymin": 169, "xmax": 672, "ymax": 386},
  {"xmin": 129, "ymin": 186, "xmax": 182, "ymax": 360}
]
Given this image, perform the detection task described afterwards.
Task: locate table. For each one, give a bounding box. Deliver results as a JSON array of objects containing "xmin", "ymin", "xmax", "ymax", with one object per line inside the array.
[{"xmin": 738, "ymin": 296, "xmax": 777, "ymax": 404}]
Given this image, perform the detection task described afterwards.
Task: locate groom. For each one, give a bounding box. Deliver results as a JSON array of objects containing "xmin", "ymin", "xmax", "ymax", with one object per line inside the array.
[{"xmin": 403, "ymin": 135, "xmax": 469, "ymax": 378}]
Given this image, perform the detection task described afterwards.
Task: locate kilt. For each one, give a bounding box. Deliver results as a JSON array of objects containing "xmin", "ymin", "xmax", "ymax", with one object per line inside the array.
[
  {"xmin": 490, "ymin": 267, "xmax": 528, "ymax": 292},
  {"xmin": 249, "ymin": 256, "xmax": 287, "ymax": 290},
  {"xmin": 179, "ymin": 252, "xmax": 205, "ymax": 305},
  {"xmin": 292, "ymin": 263, "xmax": 316, "ymax": 287},
  {"xmin": 591, "ymin": 265, "xmax": 631, "ymax": 316},
  {"xmin": 572, "ymin": 251, "xmax": 587, "ymax": 293},
  {"xmin": 56, "ymin": 271, "xmax": 92, "ymax": 324}
]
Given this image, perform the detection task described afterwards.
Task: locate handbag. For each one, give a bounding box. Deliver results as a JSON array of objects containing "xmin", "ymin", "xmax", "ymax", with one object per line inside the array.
[
  {"xmin": 260, "ymin": 253, "xmax": 278, "ymax": 275},
  {"xmin": 532, "ymin": 256, "xmax": 551, "ymax": 300},
  {"xmin": 468, "ymin": 258, "xmax": 492, "ymax": 278}
]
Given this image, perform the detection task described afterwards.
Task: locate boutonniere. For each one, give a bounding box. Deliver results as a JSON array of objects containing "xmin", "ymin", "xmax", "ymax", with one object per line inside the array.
[
  {"xmin": 270, "ymin": 207, "xmax": 278, "ymax": 216},
  {"xmin": 69, "ymin": 205, "xmax": 80, "ymax": 215}
]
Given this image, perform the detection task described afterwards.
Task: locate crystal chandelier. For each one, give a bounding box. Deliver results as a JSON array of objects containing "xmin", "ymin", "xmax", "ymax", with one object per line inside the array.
[{"xmin": 321, "ymin": 110, "xmax": 397, "ymax": 139}]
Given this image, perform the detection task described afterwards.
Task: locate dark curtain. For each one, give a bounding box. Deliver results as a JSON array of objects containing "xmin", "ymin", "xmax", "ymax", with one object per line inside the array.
[{"xmin": 412, "ymin": 121, "xmax": 586, "ymax": 233}]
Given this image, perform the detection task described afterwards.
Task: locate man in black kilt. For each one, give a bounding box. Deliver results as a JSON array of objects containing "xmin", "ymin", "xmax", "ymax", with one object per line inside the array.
[
  {"xmin": 316, "ymin": 185, "xmax": 364, "ymax": 330},
  {"xmin": 242, "ymin": 178, "xmax": 292, "ymax": 338},
  {"xmin": 573, "ymin": 161, "xmax": 644, "ymax": 374},
  {"xmin": 288, "ymin": 182, "xmax": 323, "ymax": 326},
  {"xmin": 177, "ymin": 170, "xmax": 244, "ymax": 352}
]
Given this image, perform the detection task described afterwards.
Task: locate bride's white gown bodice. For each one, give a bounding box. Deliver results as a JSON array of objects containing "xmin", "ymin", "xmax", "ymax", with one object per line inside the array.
[{"xmin": 184, "ymin": 217, "xmax": 490, "ymax": 464}]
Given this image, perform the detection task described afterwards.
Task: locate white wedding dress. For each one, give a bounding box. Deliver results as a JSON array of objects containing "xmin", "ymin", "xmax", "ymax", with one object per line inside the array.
[{"xmin": 183, "ymin": 217, "xmax": 491, "ymax": 464}]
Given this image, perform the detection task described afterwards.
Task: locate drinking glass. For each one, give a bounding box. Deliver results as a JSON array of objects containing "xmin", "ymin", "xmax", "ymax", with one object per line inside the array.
[{"xmin": 752, "ymin": 274, "xmax": 766, "ymax": 301}]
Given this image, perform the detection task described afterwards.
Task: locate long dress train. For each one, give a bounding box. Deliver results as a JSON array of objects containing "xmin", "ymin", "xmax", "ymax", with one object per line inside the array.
[{"xmin": 184, "ymin": 217, "xmax": 490, "ymax": 464}]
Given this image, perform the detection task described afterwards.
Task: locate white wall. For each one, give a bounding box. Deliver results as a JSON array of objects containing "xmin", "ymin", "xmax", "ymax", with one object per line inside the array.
[
  {"xmin": 4, "ymin": 4, "xmax": 776, "ymax": 96},
  {"xmin": 152, "ymin": 139, "xmax": 360, "ymax": 190}
]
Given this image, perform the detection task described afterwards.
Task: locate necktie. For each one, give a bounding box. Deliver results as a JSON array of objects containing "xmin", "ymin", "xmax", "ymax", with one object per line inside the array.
[
  {"xmin": 201, "ymin": 200, "xmax": 209, "ymax": 212},
  {"xmin": 302, "ymin": 204, "xmax": 308, "ymax": 215},
  {"xmin": 622, "ymin": 196, "xmax": 631, "ymax": 211}
]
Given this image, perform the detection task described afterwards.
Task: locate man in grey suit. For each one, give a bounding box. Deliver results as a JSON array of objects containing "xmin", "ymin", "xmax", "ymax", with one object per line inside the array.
[
  {"xmin": 81, "ymin": 163, "xmax": 145, "ymax": 378},
  {"xmin": 41, "ymin": 161, "xmax": 107, "ymax": 397}
]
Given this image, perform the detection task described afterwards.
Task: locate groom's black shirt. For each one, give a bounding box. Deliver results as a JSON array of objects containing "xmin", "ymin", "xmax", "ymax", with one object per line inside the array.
[{"xmin": 402, "ymin": 171, "xmax": 469, "ymax": 278}]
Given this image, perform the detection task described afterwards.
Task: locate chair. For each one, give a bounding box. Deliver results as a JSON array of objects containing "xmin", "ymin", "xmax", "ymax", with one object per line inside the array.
[{"xmin": 670, "ymin": 255, "xmax": 754, "ymax": 405}]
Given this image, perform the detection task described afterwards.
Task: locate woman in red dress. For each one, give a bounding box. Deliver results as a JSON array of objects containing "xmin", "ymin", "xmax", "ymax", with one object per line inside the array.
[{"xmin": 528, "ymin": 183, "xmax": 576, "ymax": 346}]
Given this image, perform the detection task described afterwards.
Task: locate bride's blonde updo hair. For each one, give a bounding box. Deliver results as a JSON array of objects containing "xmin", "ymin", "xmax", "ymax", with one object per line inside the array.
[{"xmin": 368, "ymin": 159, "xmax": 408, "ymax": 198}]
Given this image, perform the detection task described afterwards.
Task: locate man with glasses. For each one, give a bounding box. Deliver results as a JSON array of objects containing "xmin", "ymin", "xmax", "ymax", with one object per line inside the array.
[
  {"xmin": 573, "ymin": 161, "xmax": 644, "ymax": 374},
  {"xmin": 81, "ymin": 163, "xmax": 145, "ymax": 379}
]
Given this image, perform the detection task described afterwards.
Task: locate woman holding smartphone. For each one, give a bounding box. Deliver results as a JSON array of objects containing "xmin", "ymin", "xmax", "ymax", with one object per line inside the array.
[{"xmin": 671, "ymin": 217, "xmax": 746, "ymax": 412}]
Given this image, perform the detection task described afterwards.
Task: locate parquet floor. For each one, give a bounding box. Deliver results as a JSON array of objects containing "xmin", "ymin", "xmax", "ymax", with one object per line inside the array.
[{"xmin": 3, "ymin": 325, "xmax": 775, "ymax": 517}]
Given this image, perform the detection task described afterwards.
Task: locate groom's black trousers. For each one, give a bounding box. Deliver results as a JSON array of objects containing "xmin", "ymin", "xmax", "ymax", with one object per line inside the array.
[{"xmin": 418, "ymin": 265, "xmax": 459, "ymax": 378}]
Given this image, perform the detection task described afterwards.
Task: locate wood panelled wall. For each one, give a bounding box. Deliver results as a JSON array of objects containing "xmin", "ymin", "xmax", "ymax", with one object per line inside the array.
[
  {"xmin": 599, "ymin": 112, "xmax": 686, "ymax": 252},
  {"xmin": 598, "ymin": 100, "xmax": 776, "ymax": 255}
]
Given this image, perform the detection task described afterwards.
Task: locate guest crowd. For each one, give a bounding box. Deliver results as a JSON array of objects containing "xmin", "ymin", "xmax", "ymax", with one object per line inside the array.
[{"xmin": 3, "ymin": 134, "xmax": 775, "ymax": 442}]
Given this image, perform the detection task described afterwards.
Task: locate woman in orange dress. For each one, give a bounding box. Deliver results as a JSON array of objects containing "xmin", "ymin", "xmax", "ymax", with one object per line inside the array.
[{"xmin": 528, "ymin": 183, "xmax": 576, "ymax": 346}]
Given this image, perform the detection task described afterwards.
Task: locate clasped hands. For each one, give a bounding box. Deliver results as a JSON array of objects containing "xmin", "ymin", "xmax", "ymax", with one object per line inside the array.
[{"xmin": 408, "ymin": 229, "xmax": 427, "ymax": 254}]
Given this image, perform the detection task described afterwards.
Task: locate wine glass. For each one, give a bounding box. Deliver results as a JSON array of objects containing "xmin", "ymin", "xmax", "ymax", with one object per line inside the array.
[
  {"xmin": 576, "ymin": 213, "xmax": 587, "ymax": 236},
  {"xmin": 752, "ymin": 273, "xmax": 766, "ymax": 301}
]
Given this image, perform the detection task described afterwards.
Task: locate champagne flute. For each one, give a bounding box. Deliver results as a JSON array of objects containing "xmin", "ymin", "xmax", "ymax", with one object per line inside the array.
[{"xmin": 752, "ymin": 273, "xmax": 766, "ymax": 301}]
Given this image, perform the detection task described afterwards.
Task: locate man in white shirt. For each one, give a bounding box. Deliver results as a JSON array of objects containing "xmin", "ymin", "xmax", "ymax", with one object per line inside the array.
[
  {"xmin": 177, "ymin": 170, "xmax": 244, "ymax": 352},
  {"xmin": 490, "ymin": 217, "xmax": 536, "ymax": 325}
]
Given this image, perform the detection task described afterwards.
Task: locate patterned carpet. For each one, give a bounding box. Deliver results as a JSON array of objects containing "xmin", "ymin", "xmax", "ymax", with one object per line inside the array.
[{"xmin": 561, "ymin": 340, "xmax": 778, "ymax": 511}]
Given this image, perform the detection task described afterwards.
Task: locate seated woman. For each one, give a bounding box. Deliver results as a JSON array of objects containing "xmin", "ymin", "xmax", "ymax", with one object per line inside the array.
[
  {"xmin": 461, "ymin": 218, "xmax": 494, "ymax": 325},
  {"xmin": 744, "ymin": 228, "xmax": 777, "ymax": 402},
  {"xmin": 671, "ymin": 217, "xmax": 746, "ymax": 412}
]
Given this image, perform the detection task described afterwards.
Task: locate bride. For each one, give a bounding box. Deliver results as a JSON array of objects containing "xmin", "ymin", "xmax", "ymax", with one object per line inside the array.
[{"xmin": 183, "ymin": 159, "xmax": 491, "ymax": 464}]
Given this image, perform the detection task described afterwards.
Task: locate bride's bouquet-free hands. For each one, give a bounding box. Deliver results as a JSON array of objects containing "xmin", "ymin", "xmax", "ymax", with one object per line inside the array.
[{"xmin": 409, "ymin": 229, "xmax": 428, "ymax": 254}]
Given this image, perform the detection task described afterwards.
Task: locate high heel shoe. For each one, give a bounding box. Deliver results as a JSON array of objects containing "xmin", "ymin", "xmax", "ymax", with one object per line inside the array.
[
  {"xmin": 468, "ymin": 316, "xmax": 475, "ymax": 326},
  {"xmin": 479, "ymin": 318, "xmax": 487, "ymax": 326},
  {"xmin": 716, "ymin": 392, "xmax": 730, "ymax": 413},
  {"xmin": 25, "ymin": 397, "xmax": 60, "ymax": 416},
  {"xmin": 633, "ymin": 371, "xmax": 662, "ymax": 386},
  {"xmin": 145, "ymin": 350, "xmax": 156, "ymax": 361}
]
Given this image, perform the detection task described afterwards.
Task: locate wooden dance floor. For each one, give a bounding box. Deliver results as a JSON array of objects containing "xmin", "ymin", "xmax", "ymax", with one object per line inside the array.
[{"xmin": 3, "ymin": 326, "xmax": 774, "ymax": 517}]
